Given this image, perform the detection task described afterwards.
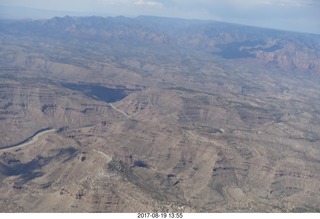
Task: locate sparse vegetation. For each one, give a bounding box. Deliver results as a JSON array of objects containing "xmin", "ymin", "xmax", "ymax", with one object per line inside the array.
[{"xmin": 0, "ymin": 16, "xmax": 320, "ymax": 212}]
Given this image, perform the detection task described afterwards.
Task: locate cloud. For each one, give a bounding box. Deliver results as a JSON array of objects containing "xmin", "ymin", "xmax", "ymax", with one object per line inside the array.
[
  {"xmin": 170, "ymin": 0, "xmax": 320, "ymax": 9},
  {"xmin": 134, "ymin": 0, "xmax": 162, "ymax": 7},
  {"xmin": 98, "ymin": 0, "xmax": 131, "ymax": 3}
]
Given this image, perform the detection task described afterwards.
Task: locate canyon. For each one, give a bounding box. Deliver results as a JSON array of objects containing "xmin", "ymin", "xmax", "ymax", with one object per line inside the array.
[{"xmin": 0, "ymin": 16, "xmax": 320, "ymax": 212}]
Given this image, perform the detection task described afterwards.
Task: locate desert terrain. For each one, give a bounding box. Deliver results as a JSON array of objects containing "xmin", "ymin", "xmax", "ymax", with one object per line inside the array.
[{"xmin": 0, "ymin": 16, "xmax": 320, "ymax": 212}]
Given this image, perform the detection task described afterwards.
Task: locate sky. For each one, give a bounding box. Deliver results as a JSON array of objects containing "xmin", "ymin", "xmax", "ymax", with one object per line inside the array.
[{"xmin": 1, "ymin": 0, "xmax": 319, "ymax": 34}]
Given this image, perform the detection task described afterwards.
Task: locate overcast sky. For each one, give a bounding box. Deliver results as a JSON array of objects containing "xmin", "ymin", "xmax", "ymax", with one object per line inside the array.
[{"xmin": 1, "ymin": 0, "xmax": 319, "ymax": 34}]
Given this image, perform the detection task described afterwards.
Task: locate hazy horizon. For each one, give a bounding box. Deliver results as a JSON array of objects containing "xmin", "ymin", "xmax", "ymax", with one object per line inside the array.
[{"xmin": 1, "ymin": 0, "xmax": 320, "ymax": 34}]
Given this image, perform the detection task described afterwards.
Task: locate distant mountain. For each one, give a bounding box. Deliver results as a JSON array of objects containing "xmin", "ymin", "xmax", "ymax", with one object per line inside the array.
[
  {"xmin": 1, "ymin": 15, "xmax": 319, "ymax": 73},
  {"xmin": 0, "ymin": 16, "xmax": 171, "ymax": 45}
]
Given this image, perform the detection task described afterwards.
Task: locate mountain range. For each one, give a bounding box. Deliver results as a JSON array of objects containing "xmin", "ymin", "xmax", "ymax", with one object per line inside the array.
[{"xmin": 0, "ymin": 16, "xmax": 320, "ymax": 212}]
